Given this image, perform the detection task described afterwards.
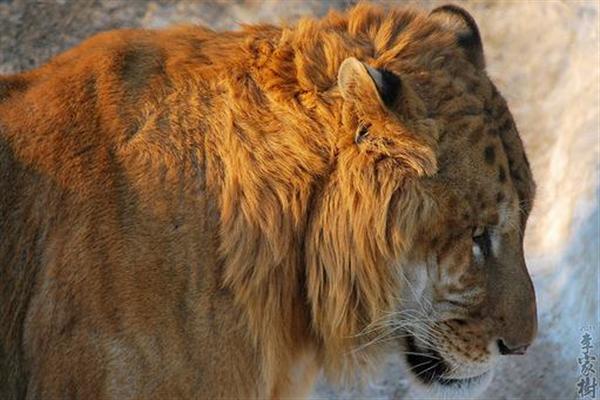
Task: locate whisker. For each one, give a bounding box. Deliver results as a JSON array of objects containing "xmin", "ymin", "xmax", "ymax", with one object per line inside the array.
[{"xmin": 413, "ymin": 360, "xmax": 443, "ymax": 380}]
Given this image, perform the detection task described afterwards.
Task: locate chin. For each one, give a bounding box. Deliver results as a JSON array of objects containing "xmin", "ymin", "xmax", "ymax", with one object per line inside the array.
[
  {"xmin": 400, "ymin": 333, "xmax": 494, "ymax": 400},
  {"xmin": 406, "ymin": 369, "xmax": 493, "ymax": 400}
]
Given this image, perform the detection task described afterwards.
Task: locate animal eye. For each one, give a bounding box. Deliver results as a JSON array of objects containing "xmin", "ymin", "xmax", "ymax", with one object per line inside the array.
[
  {"xmin": 472, "ymin": 227, "xmax": 491, "ymax": 258},
  {"xmin": 355, "ymin": 123, "xmax": 370, "ymax": 143}
]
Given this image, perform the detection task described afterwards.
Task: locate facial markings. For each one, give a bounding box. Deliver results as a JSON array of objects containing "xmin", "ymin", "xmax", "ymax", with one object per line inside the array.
[
  {"xmin": 488, "ymin": 95, "xmax": 535, "ymax": 227},
  {"xmin": 470, "ymin": 112, "xmax": 518, "ymax": 258},
  {"xmin": 405, "ymin": 73, "xmax": 534, "ymax": 387},
  {"xmin": 417, "ymin": 81, "xmax": 530, "ymax": 374}
]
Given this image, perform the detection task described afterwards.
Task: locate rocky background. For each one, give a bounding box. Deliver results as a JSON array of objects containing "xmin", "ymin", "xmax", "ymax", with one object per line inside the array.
[{"xmin": 1, "ymin": 1, "xmax": 598, "ymax": 399}]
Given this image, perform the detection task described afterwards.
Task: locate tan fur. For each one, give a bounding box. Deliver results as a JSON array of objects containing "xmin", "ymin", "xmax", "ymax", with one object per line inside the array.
[{"xmin": 0, "ymin": 3, "xmax": 536, "ymax": 399}]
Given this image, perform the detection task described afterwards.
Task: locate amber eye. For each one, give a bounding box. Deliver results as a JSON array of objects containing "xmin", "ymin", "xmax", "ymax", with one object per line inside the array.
[
  {"xmin": 355, "ymin": 123, "xmax": 370, "ymax": 143},
  {"xmin": 473, "ymin": 226, "xmax": 491, "ymax": 258}
]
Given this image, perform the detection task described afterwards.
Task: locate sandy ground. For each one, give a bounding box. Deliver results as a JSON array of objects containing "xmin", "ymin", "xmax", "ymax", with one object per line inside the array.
[{"xmin": 1, "ymin": 1, "xmax": 598, "ymax": 399}]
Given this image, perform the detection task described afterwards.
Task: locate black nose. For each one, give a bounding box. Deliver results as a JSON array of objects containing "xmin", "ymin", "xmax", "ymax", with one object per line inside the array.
[{"xmin": 497, "ymin": 339, "xmax": 528, "ymax": 355}]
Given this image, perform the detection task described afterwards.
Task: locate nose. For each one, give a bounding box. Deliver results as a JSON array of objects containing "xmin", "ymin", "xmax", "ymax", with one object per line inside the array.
[{"xmin": 497, "ymin": 339, "xmax": 529, "ymax": 355}]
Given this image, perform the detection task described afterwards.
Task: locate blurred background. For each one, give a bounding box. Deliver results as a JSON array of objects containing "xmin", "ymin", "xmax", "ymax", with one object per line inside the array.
[{"xmin": 1, "ymin": 1, "xmax": 598, "ymax": 399}]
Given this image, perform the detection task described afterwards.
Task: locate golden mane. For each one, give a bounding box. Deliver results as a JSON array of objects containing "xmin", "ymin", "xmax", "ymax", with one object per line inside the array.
[{"xmin": 216, "ymin": 3, "xmax": 446, "ymax": 381}]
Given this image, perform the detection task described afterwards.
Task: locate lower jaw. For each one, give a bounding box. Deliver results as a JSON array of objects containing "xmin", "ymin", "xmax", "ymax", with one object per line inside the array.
[{"xmin": 409, "ymin": 369, "xmax": 494, "ymax": 399}]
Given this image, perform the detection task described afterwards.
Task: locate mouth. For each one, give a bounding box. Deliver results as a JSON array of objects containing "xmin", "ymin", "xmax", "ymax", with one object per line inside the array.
[{"xmin": 404, "ymin": 333, "xmax": 490, "ymax": 388}]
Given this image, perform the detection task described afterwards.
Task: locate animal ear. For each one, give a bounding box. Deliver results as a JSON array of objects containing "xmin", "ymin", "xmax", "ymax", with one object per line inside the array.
[
  {"xmin": 338, "ymin": 57, "xmax": 401, "ymax": 108},
  {"xmin": 430, "ymin": 5, "xmax": 485, "ymax": 69}
]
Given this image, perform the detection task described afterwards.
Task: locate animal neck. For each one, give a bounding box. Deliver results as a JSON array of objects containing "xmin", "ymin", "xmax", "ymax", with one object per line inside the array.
[{"xmin": 204, "ymin": 43, "xmax": 341, "ymax": 387}]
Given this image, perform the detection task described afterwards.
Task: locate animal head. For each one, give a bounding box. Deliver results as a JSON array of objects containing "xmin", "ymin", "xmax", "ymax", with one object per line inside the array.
[{"xmin": 304, "ymin": 4, "xmax": 536, "ymax": 397}]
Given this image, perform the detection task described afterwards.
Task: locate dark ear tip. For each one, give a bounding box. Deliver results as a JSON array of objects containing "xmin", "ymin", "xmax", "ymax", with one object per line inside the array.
[
  {"xmin": 378, "ymin": 69, "xmax": 402, "ymax": 107},
  {"xmin": 430, "ymin": 4, "xmax": 485, "ymax": 69},
  {"xmin": 430, "ymin": 4, "xmax": 481, "ymax": 37},
  {"xmin": 363, "ymin": 63, "xmax": 402, "ymax": 108}
]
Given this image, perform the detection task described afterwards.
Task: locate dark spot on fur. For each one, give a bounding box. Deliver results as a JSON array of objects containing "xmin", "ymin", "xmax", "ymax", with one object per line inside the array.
[
  {"xmin": 496, "ymin": 192, "xmax": 505, "ymax": 203},
  {"xmin": 483, "ymin": 145, "xmax": 495, "ymax": 164},
  {"xmin": 500, "ymin": 118, "xmax": 513, "ymax": 133},
  {"xmin": 512, "ymin": 170, "xmax": 522, "ymax": 182},
  {"xmin": 462, "ymin": 212, "xmax": 470, "ymax": 221},
  {"xmin": 498, "ymin": 166, "xmax": 507, "ymax": 182}
]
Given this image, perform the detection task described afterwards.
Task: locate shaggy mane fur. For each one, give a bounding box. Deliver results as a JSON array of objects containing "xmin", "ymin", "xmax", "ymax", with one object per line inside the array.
[
  {"xmin": 218, "ymin": 3, "xmax": 448, "ymax": 382},
  {"xmin": 221, "ymin": 5, "xmax": 459, "ymax": 382}
]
